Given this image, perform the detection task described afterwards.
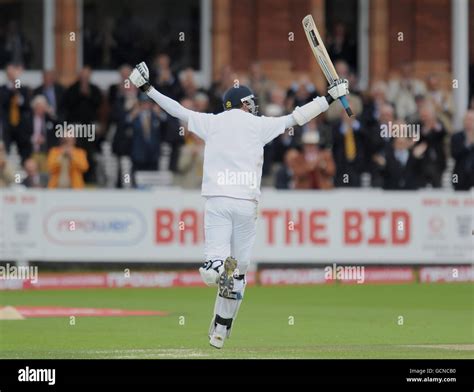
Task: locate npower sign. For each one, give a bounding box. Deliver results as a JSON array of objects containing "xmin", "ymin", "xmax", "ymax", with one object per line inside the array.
[{"xmin": 44, "ymin": 207, "xmax": 147, "ymax": 246}]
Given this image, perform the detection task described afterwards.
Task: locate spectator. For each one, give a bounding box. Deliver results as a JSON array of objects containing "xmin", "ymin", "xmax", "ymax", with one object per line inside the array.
[
  {"xmin": 33, "ymin": 70, "xmax": 65, "ymax": 120},
  {"xmin": 208, "ymin": 65, "xmax": 235, "ymax": 113},
  {"xmin": 127, "ymin": 94, "xmax": 163, "ymax": 182},
  {"xmin": 425, "ymin": 73, "xmax": 453, "ymax": 132},
  {"xmin": 108, "ymin": 65, "xmax": 138, "ymax": 186},
  {"xmin": 360, "ymin": 81, "xmax": 390, "ymax": 126},
  {"xmin": 289, "ymin": 76, "xmax": 318, "ymax": 108},
  {"xmin": 451, "ymin": 110, "xmax": 474, "ymax": 190},
  {"xmin": 365, "ymin": 103, "xmax": 395, "ymax": 187},
  {"xmin": 22, "ymin": 158, "xmax": 48, "ymax": 188},
  {"xmin": 275, "ymin": 148, "xmax": 321, "ymax": 190},
  {"xmin": 248, "ymin": 62, "xmax": 273, "ymax": 112},
  {"xmin": 378, "ymin": 134, "xmax": 424, "ymax": 190},
  {"xmin": 0, "ymin": 63, "xmax": 31, "ymax": 162},
  {"xmin": 194, "ymin": 92, "xmax": 210, "ymax": 113},
  {"xmin": 62, "ymin": 66, "xmax": 102, "ymax": 124},
  {"xmin": 47, "ymin": 136, "xmax": 89, "ymax": 189},
  {"xmin": 180, "ymin": 68, "xmax": 199, "ymax": 100},
  {"xmin": 301, "ymin": 130, "xmax": 336, "ymax": 189},
  {"xmin": 327, "ymin": 22, "xmax": 357, "ymax": 71},
  {"xmin": 416, "ymin": 102, "xmax": 447, "ymax": 188},
  {"xmin": 150, "ymin": 53, "xmax": 183, "ymax": 100},
  {"xmin": 387, "ymin": 62, "xmax": 426, "ymax": 120},
  {"xmin": 176, "ymin": 132, "xmax": 204, "ymax": 189},
  {"xmin": 29, "ymin": 95, "xmax": 57, "ymax": 173},
  {"xmin": 62, "ymin": 66, "xmax": 102, "ymax": 183},
  {"xmin": 275, "ymin": 148, "xmax": 302, "ymax": 189},
  {"xmin": 0, "ymin": 141, "xmax": 14, "ymax": 187},
  {"xmin": 331, "ymin": 101, "xmax": 365, "ymax": 187}
]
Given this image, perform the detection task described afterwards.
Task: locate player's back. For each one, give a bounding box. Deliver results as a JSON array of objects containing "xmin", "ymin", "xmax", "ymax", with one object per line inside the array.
[{"xmin": 187, "ymin": 109, "xmax": 286, "ymax": 201}]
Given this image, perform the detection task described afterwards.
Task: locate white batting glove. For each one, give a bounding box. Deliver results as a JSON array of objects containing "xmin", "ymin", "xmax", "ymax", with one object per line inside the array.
[
  {"xmin": 328, "ymin": 79, "xmax": 349, "ymax": 100},
  {"xmin": 129, "ymin": 62, "xmax": 151, "ymax": 92}
]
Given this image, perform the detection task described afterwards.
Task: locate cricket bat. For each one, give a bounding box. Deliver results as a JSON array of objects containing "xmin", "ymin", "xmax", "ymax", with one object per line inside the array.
[{"xmin": 302, "ymin": 14, "xmax": 353, "ymax": 117}]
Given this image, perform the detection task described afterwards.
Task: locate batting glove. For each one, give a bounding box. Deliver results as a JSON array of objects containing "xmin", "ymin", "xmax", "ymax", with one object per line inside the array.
[
  {"xmin": 129, "ymin": 62, "xmax": 151, "ymax": 92},
  {"xmin": 328, "ymin": 78, "xmax": 349, "ymax": 101}
]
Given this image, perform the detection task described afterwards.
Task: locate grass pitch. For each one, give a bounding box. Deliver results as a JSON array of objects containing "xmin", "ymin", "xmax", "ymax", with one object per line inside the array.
[{"xmin": 0, "ymin": 283, "xmax": 472, "ymax": 359}]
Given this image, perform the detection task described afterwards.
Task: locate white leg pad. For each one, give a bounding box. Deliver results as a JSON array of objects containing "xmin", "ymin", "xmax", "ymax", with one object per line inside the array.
[{"xmin": 209, "ymin": 277, "xmax": 246, "ymax": 339}]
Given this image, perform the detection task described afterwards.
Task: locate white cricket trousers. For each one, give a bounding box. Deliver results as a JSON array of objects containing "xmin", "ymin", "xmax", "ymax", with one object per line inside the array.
[{"xmin": 204, "ymin": 196, "xmax": 258, "ymax": 275}]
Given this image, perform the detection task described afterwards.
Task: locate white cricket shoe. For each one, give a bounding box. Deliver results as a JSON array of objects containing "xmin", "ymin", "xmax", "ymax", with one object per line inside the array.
[{"xmin": 209, "ymin": 324, "xmax": 227, "ymax": 349}]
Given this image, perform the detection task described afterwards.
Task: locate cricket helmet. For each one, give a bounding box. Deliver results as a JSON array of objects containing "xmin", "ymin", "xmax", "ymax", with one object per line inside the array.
[{"xmin": 222, "ymin": 85, "xmax": 258, "ymax": 115}]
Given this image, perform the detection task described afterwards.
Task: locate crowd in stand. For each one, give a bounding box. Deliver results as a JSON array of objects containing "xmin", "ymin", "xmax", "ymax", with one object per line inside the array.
[{"xmin": 0, "ymin": 55, "xmax": 473, "ymax": 191}]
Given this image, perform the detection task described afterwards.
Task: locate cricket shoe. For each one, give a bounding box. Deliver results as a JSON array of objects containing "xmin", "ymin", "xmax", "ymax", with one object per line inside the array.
[{"xmin": 209, "ymin": 324, "xmax": 227, "ymax": 349}]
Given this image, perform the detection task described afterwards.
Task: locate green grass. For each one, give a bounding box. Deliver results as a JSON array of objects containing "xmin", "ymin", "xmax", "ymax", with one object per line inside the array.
[{"xmin": 0, "ymin": 283, "xmax": 473, "ymax": 359}]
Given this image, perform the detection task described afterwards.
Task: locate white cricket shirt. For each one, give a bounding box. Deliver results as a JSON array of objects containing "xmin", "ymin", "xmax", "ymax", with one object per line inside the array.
[{"xmin": 187, "ymin": 109, "xmax": 287, "ymax": 201}]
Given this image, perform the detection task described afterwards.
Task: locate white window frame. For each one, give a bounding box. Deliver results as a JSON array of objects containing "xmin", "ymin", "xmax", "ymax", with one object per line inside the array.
[{"xmin": 357, "ymin": 0, "xmax": 370, "ymax": 91}]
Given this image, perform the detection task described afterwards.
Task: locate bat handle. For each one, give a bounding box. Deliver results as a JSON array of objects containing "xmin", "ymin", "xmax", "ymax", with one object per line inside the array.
[{"xmin": 339, "ymin": 95, "xmax": 353, "ymax": 117}]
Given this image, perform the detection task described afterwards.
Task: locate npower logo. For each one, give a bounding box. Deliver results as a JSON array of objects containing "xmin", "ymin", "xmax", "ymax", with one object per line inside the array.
[{"xmin": 44, "ymin": 207, "xmax": 146, "ymax": 246}]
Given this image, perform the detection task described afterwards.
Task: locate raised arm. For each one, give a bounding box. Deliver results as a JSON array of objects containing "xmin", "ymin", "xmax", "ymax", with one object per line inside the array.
[{"xmin": 129, "ymin": 62, "xmax": 193, "ymax": 125}]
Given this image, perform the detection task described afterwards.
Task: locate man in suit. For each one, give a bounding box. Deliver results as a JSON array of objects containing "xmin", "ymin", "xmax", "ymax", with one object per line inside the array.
[
  {"xmin": 28, "ymin": 95, "xmax": 57, "ymax": 173},
  {"xmin": 331, "ymin": 103, "xmax": 366, "ymax": 187},
  {"xmin": 126, "ymin": 93, "xmax": 163, "ymax": 185},
  {"xmin": 0, "ymin": 63, "xmax": 31, "ymax": 162},
  {"xmin": 451, "ymin": 110, "xmax": 474, "ymax": 190},
  {"xmin": 22, "ymin": 158, "xmax": 48, "ymax": 188},
  {"xmin": 33, "ymin": 70, "xmax": 65, "ymax": 120},
  {"xmin": 379, "ymin": 135, "xmax": 424, "ymax": 190}
]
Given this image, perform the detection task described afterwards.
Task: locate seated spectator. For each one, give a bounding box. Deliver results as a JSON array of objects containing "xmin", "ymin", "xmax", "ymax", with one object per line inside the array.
[
  {"xmin": 301, "ymin": 130, "xmax": 336, "ymax": 189},
  {"xmin": 416, "ymin": 102, "xmax": 447, "ymax": 188},
  {"xmin": 33, "ymin": 70, "xmax": 65, "ymax": 120},
  {"xmin": 22, "ymin": 158, "xmax": 48, "ymax": 188},
  {"xmin": 0, "ymin": 141, "xmax": 14, "ymax": 187},
  {"xmin": 29, "ymin": 95, "xmax": 57, "ymax": 173},
  {"xmin": 331, "ymin": 101, "xmax": 366, "ymax": 187},
  {"xmin": 176, "ymin": 132, "xmax": 204, "ymax": 189},
  {"xmin": 387, "ymin": 62, "xmax": 426, "ymax": 120},
  {"xmin": 451, "ymin": 110, "xmax": 474, "ymax": 190},
  {"xmin": 127, "ymin": 94, "xmax": 163, "ymax": 181},
  {"xmin": 378, "ymin": 133, "xmax": 424, "ymax": 190},
  {"xmin": 47, "ymin": 136, "xmax": 89, "ymax": 189}
]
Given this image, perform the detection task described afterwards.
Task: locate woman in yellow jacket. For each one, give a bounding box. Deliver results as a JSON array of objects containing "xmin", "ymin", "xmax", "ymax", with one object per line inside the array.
[{"xmin": 47, "ymin": 136, "xmax": 89, "ymax": 189}]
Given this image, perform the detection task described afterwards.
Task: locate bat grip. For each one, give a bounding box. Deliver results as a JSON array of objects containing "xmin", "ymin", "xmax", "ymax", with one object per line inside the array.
[{"xmin": 339, "ymin": 95, "xmax": 353, "ymax": 117}]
